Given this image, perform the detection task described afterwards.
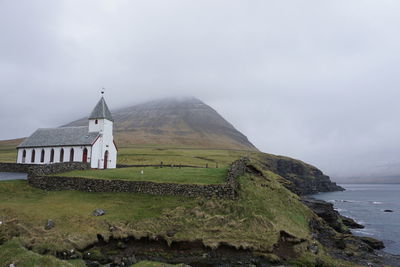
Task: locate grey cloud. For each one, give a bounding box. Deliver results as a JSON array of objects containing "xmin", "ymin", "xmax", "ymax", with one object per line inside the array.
[{"xmin": 1, "ymin": 0, "xmax": 400, "ymax": 179}]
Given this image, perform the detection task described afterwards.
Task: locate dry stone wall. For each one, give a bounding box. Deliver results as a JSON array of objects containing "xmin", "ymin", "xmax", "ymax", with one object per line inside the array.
[
  {"xmin": 27, "ymin": 158, "xmax": 249, "ymax": 199},
  {"xmin": 0, "ymin": 162, "xmax": 36, "ymax": 173}
]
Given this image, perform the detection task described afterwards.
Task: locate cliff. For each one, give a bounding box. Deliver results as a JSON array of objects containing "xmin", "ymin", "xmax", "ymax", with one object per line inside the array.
[{"xmin": 258, "ymin": 153, "xmax": 344, "ymax": 195}]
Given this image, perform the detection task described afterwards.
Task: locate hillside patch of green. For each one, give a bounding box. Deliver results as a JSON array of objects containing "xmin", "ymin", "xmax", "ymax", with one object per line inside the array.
[
  {"xmin": 0, "ymin": 239, "xmax": 85, "ymax": 267},
  {"xmin": 55, "ymin": 167, "xmax": 228, "ymax": 184}
]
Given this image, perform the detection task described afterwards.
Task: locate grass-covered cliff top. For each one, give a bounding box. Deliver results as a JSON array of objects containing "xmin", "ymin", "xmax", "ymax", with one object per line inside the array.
[
  {"xmin": 55, "ymin": 166, "xmax": 228, "ymax": 184},
  {"xmin": 0, "ymin": 143, "xmax": 353, "ymax": 266},
  {"xmin": 0, "ymin": 159, "xmax": 353, "ymax": 266}
]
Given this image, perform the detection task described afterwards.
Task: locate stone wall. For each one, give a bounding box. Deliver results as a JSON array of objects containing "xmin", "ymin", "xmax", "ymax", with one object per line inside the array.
[
  {"xmin": 0, "ymin": 162, "xmax": 90, "ymax": 175},
  {"xmin": 28, "ymin": 176, "xmax": 236, "ymax": 198},
  {"xmin": 0, "ymin": 162, "xmax": 36, "ymax": 173},
  {"xmin": 27, "ymin": 158, "xmax": 249, "ymax": 199},
  {"xmin": 28, "ymin": 162, "xmax": 90, "ymax": 177}
]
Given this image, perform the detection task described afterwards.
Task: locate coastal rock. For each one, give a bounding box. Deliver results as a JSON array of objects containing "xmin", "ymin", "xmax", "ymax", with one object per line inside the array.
[
  {"xmin": 92, "ymin": 209, "xmax": 106, "ymax": 216},
  {"xmin": 358, "ymin": 237, "xmax": 385, "ymax": 250},
  {"xmin": 341, "ymin": 216, "xmax": 365, "ymax": 229},
  {"xmin": 259, "ymin": 155, "xmax": 344, "ymax": 195},
  {"xmin": 301, "ymin": 197, "xmax": 349, "ymax": 234}
]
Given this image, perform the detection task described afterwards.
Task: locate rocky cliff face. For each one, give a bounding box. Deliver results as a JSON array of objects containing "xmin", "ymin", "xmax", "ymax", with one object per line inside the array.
[{"xmin": 258, "ymin": 154, "xmax": 344, "ymax": 195}]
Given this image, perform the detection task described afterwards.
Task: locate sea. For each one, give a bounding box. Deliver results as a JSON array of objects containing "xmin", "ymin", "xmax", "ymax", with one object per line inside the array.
[{"xmin": 312, "ymin": 184, "xmax": 400, "ymax": 255}]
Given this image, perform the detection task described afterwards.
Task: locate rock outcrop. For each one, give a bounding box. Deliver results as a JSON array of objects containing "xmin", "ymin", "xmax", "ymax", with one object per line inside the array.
[
  {"xmin": 259, "ymin": 154, "xmax": 344, "ymax": 195},
  {"xmin": 301, "ymin": 197, "xmax": 349, "ymax": 234}
]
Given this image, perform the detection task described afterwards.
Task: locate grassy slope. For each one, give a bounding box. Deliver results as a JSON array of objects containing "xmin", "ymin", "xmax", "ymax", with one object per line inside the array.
[
  {"xmin": 0, "ymin": 143, "xmax": 355, "ymax": 266},
  {"xmin": 57, "ymin": 167, "xmax": 228, "ymax": 184},
  {"xmin": 0, "ymin": 239, "xmax": 85, "ymax": 267}
]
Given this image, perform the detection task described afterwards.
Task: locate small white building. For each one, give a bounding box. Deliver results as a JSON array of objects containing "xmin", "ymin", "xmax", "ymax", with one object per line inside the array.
[{"xmin": 16, "ymin": 96, "xmax": 117, "ymax": 169}]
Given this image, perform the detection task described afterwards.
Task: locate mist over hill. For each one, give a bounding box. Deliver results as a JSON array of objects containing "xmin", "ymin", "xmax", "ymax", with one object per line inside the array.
[{"xmin": 65, "ymin": 97, "xmax": 257, "ymax": 151}]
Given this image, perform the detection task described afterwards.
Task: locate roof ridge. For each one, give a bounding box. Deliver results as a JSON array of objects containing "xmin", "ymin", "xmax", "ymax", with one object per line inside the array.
[{"xmin": 88, "ymin": 97, "xmax": 114, "ymax": 121}]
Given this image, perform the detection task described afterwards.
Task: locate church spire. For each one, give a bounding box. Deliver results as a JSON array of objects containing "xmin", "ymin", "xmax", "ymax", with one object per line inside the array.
[{"xmin": 88, "ymin": 96, "xmax": 114, "ymax": 122}]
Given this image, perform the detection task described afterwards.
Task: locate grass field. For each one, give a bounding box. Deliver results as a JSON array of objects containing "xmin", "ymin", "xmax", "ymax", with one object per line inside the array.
[
  {"xmin": 57, "ymin": 166, "xmax": 228, "ymax": 184},
  {"xmin": 0, "ymin": 141, "xmax": 258, "ymax": 167},
  {"xmin": 0, "ymin": 142, "xmax": 357, "ymax": 266},
  {"xmin": 0, "ymin": 144, "xmax": 17, "ymax": 163}
]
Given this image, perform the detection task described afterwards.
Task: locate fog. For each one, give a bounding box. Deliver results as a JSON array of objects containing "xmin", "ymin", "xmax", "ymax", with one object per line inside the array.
[{"xmin": 1, "ymin": 0, "xmax": 400, "ymax": 179}]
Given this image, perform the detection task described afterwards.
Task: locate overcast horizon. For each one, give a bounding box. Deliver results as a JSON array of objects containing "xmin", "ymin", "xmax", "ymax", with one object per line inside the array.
[{"xmin": 1, "ymin": 0, "xmax": 400, "ymax": 179}]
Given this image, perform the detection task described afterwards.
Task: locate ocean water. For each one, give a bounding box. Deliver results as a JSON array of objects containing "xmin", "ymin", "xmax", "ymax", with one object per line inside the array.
[
  {"xmin": 0, "ymin": 172, "xmax": 27, "ymax": 181},
  {"xmin": 312, "ymin": 184, "xmax": 400, "ymax": 255}
]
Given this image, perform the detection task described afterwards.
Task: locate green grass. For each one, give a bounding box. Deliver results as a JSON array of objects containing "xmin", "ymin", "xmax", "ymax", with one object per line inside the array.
[
  {"xmin": 0, "ymin": 145, "xmax": 357, "ymax": 266},
  {"xmin": 56, "ymin": 166, "xmax": 228, "ymax": 184},
  {"xmin": 0, "ymin": 179, "xmax": 198, "ymax": 252},
  {"xmin": 0, "ymin": 144, "xmax": 17, "ymax": 163},
  {"xmin": 0, "ymin": 239, "xmax": 85, "ymax": 267}
]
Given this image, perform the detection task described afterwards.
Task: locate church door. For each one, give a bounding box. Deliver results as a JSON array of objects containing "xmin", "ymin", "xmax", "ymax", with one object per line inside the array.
[
  {"xmin": 82, "ymin": 148, "xmax": 88, "ymax": 163},
  {"xmin": 104, "ymin": 151, "xmax": 109, "ymax": 169}
]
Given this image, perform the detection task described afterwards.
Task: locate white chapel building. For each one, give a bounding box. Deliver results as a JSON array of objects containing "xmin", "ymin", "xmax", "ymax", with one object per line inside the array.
[{"xmin": 16, "ymin": 96, "xmax": 117, "ymax": 169}]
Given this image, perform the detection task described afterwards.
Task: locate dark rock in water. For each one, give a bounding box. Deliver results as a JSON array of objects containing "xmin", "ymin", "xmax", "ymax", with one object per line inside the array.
[
  {"xmin": 301, "ymin": 197, "xmax": 349, "ymax": 234},
  {"xmin": 384, "ymin": 209, "xmax": 394, "ymax": 213},
  {"xmin": 92, "ymin": 209, "xmax": 106, "ymax": 216},
  {"xmin": 44, "ymin": 219, "xmax": 55, "ymax": 230},
  {"xmin": 341, "ymin": 216, "xmax": 365, "ymax": 229},
  {"xmin": 358, "ymin": 237, "xmax": 385, "ymax": 250}
]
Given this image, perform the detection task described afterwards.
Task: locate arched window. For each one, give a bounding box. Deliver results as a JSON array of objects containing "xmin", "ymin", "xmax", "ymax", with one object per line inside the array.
[
  {"xmin": 70, "ymin": 148, "xmax": 74, "ymax": 162},
  {"xmin": 31, "ymin": 149, "xmax": 36, "ymax": 163},
  {"xmin": 95, "ymin": 119, "xmax": 98, "ymax": 124},
  {"xmin": 82, "ymin": 148, "xmax": 88, "ymax": 163},
  {"xmin": 22, "ymin": 149, "xmax": 26, "ymax": 163},
  {"xmin": 60, "ymin": 148, "xmax": 64, "ymax": 162},
  {"xmin": 104, "ymin": 150, "xmax": 109, "ymax": 169},
  {"xmin": 40, "ymin": 149, "xmax": 45, "ymax": 163},
  {"xmin": 50, "ymin": 149, "xmax": 55, "ymax": 163}
]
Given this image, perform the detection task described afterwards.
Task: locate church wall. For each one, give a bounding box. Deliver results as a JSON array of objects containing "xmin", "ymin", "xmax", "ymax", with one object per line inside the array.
[
  {"xmin": 17, "ymin": 146, "xmax": 92, "ymax": 165},
  {"xmin": 91, "ymin": 141, "xmax": 101, "ymax": 168}
]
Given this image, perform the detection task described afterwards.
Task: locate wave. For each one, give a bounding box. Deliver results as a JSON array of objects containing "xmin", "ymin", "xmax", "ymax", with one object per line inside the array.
[
  {"xmin": 334, "ymin": 208, "xmax": 347, "ymax": 212},
  {"xmin": 352, "ymin": 229, "xmax": 375, "ymax": 236}
]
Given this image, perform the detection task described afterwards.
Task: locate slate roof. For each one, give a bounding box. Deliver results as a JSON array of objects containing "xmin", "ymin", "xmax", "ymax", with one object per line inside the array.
[
  {"xmin": 88, "ymin": 97, "xmax": 114, "ymax": 121},
  {"xmin": 17, "ymin": 127, "xmax": 99, "ymax": 148}
]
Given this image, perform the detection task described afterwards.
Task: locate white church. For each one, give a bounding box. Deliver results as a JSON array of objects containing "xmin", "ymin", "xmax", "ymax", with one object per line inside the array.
[{"xmin": 16, "ymin": 96, "xmax": 117, "ymax": 169}]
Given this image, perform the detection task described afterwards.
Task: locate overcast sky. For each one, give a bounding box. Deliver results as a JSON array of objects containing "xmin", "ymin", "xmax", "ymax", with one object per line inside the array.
[{"xmin": 1, "ymin": 0, "xmax": 400, "ymax": 179}]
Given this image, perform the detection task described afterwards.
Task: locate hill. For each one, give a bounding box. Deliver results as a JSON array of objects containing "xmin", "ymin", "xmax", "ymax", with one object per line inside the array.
[{"xmin": 65, "ymin": 97, "xmax": 257, "ymax": 151}]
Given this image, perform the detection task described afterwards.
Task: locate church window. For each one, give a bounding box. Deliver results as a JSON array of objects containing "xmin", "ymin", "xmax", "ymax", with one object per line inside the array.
[
  {"xmin": 40, "ymin": 149, "xmax": 45, "ymax": 163},
  {"xmin": 22, "ymin": 150, "xmax": 26, "ymax": 163},
  {"xmin": 95, "ymin": 119, "xmax": 98, "ymax": 124},
  {"xmin": 82, "ymin": 148, "xmax": 88, "ymax": 163},
  {"xmin": 50, "ymin": 149, "xmax": 54, "ymax": 163},
  {"xmin": 31, "ymin": 150, "xmax": 36, "ymax": 163},
  {"xmin": 70, "ymin": 148, "xmax": 74, "ymax": 162},
  {"xmin": 60, "ymin": 148, "xmax": 64, "ymax": 162}
]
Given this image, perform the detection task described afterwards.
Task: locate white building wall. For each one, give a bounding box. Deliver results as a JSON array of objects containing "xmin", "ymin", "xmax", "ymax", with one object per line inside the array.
[
  {"xmin": 91, "ymin": 139, "xmax": 101, "ymax": 168},
  {"xmin": 88, "ymin": 118, "xmax": 117, "ymax": 169},
  {"xmin": 17, "ymin": 119, "xmax": 116, "ymax": 168},
  {"xmin": 17, "ymin": 146, "xmax": 93, "ymax": 165}
]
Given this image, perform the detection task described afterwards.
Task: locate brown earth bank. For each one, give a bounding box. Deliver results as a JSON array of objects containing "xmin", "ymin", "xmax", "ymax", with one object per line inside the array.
[{"xmin": 43, "ymin": 162, "xmax": 398, "ymax": 267}]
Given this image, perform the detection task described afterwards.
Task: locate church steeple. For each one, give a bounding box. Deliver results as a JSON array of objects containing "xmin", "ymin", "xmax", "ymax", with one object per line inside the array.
[{"xmin": 88, "ymin": 96, "xmax": 114, "ymax": 122}]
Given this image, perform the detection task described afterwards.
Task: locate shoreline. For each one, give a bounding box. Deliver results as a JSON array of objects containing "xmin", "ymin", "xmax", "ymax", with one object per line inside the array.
[{"xmin": 302, "ymin": 192, "xmax": 400, "ymax": 266}]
